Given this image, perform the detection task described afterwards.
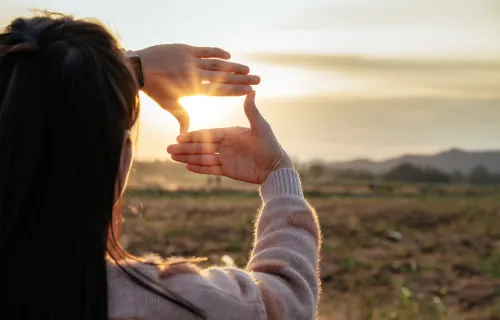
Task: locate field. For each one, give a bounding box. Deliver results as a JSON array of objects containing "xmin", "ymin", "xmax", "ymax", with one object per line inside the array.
[{"xmin": 121, "ymin": 162, "xmax": 500, "ymax": 320}]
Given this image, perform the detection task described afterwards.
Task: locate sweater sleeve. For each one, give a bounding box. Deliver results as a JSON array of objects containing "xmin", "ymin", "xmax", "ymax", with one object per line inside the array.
[
  {"xmin": 151, "ymin": 168, "xmax": 321, "ymax": 320},
  {"xmin": 127, "ymin": 169, "xmax": 321, "ymax": 320},
  {"xmin": 247, "ymin": 168, "xmax": 321, "ymax": 319}
]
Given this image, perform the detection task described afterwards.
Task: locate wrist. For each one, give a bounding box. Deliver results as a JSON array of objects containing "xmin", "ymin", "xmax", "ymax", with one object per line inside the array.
[
  {"xmin": 273, "ymin": 151, "xmax": 294, "ymax": 171},
  {"xmin": 260, "ymin": 168, "xmax": 303, "ymax": 202},
  {"xmin": 274, "ymin": 156, "xmax": 294, "ymax": 171},
  {"xmin": 260, "ymin": 154, "xmax": 294, "ymax": 184}
]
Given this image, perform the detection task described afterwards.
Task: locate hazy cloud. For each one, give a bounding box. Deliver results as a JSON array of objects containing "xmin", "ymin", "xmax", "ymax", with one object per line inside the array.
[
  {"xmin": 249, "ymin": 53, "xmax": 500, "ymax": 73},
  {"xmin": 256, "ymin": 94, "xmax": 500, "ymax": 160},
  {"xmin": 248, "ymin": 53, "xmax": 500, "ymax": 99}
]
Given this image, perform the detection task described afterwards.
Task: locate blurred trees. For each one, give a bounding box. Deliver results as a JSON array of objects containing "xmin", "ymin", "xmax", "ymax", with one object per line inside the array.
[
  {"xmin": 384, "ymin": 163, "xmax": 450, "ymax": 183},
  {"xmin": 308, "ymin": 163, "xmax": 327, "ymax": 179},
  {"xmin": 299, "ymin": 161, "xmax": 500, "ymax": 186},
  {"xmin": 468, "ymin": 165, "xmax": 500, "ymax": 185}
]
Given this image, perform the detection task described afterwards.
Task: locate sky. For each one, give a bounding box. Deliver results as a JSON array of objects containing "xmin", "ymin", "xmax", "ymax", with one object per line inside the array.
[{"xmin": 1, "ymin": 0, "xmax": 500, "ymax": 161}]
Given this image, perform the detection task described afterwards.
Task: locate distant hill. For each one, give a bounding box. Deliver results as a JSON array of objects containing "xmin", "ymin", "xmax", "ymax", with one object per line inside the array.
[{"xmin": 328, "ymin": 149, "xmax": 500, "ymax": 173}]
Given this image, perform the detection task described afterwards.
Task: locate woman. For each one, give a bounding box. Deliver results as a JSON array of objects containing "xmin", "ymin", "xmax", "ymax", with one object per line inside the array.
[{"xmin": 0, "ymin": 13, "xmax": 321, "ymax": 320}]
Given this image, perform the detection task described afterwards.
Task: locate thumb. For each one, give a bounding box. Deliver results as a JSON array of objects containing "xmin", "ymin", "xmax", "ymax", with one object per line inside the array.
[
  {"xmin": 244, "ymin": 91, "xmax": 264, "ymax": 129},
  {"xmin": 163, "ymin": 100, "xmax": 190, "ymax": 133}
]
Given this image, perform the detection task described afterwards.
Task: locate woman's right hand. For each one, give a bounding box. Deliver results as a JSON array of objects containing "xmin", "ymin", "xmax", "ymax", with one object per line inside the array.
[
  {"xmin": 137, "ymin": 44, "xmax": 260, "ymax": 133},
  {"xmin": 167, "ymin": 91, "xmax": 293, "ymax": 184}
]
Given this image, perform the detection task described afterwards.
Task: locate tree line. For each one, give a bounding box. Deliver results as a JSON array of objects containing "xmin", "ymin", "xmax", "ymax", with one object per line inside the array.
[{"xmin": 301, "ymin": 162, "xmax": 500, "ymax": 185}]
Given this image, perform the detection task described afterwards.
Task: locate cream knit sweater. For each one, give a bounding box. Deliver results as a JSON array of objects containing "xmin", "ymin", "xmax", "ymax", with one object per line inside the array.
[{"xmin": 107, "ymin": 168, "xmax": 321, "ymax": 320}]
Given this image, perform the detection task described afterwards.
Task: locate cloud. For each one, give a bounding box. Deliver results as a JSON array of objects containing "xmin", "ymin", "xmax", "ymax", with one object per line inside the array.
[
  {"xmin": 250, "ymin": 92, "xmax": 500, "ymax": 160},
  {"xmin": 258, "ymin": 94, "xmax": 500, "ymax": 146},
  {"xmin": 249, "ymin": 53, "xmax": 500, "ymax": 73},
  {"xmin": 248, "ymin": 52, "xmax": 500, "ymax": 99}
]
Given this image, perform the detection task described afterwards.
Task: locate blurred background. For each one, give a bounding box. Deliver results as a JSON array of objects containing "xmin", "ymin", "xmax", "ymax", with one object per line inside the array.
[
  {"xmin": 3, "ymin": 0, "xmax": 500, "ymax": 161},
  {"xmin": 2, "ymin": 1, "xmax": 500, "ymax": 319}
]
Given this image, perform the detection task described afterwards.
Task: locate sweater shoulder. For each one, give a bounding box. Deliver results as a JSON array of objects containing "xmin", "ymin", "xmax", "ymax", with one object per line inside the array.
[{"xmin": 107, "ymin": 259, "xmax": 265, "ymax": 320}]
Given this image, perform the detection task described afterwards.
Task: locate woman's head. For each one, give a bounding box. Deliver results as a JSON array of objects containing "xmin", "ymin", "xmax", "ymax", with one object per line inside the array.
[{"xmin": 0, "ymin": 12, "xmax": 138, "ymax": 319}]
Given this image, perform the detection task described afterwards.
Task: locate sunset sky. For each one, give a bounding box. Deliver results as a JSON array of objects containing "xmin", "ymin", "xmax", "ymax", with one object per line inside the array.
[{"xmin": 2, "ymin": 0, "xmax": 500, "ymax": 161}]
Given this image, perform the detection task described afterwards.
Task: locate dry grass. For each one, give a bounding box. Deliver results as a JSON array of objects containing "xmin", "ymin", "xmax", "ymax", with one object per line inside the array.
[{"xmin": 120, "ymin": 187, "xmax": 500, "ymax": 320}]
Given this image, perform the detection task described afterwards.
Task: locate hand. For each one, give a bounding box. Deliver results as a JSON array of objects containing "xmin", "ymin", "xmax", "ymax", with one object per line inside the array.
[
  {"xmin": 136, "ymin": 44, "xmax": 261, "ymax": 132},
  {"xmin": 167, "ymin": 91, "xmax": 293, "ymax": 184}
]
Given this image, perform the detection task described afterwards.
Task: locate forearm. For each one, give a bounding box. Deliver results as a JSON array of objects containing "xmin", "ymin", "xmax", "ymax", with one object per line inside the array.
[
  {"xmin": 150, "ymin": 169, "xmax": 320, "ymax": 319},
  {"xmin": 246, "ymin": 168, "xmax": 321, "ymax": 318}
]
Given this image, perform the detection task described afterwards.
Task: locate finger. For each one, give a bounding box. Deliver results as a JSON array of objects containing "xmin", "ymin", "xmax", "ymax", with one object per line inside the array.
[
  {"xmin": 177, "ymin": 129, "xmax": 226, "ymax": 143},
  {"xmin": 244, "ymin": 90, "xmax": 263, "ymax": 129},
  {"xmin": 190, "ymin": 46, "xmax": 230, "ymax": 59},
  {"xmin": 199, "ymin": 70, "xmax": 260, "ymax": 85},
  {"xmin": 199, "ymin": 83, "xmax": 252, "ymax": 96},
  {"xmin": 171, "ymin": 154, "xmax": 220, "ymax": 166},
  {"xmin": 186, "ymin": 164, "xmax": 224, "ymax": 176},
  {"xmin": 196, "ymin": 59, "xmax": 250, "ymax": 74},
  {"xmin": 149, "ymin": 95, "xmax": 190, "ymax": 133},
  {"xmin": 168, "ymin": 103, "xmax": 190, "ymax": 134},
  {"xmin": 167, "ymin": 142, "xmax": 219, "ymax": 155}
]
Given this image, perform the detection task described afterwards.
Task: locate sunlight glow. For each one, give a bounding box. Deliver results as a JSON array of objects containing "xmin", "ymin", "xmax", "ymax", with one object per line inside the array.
[
  {"xmin": 178, "ymin": 96, "xmax": 239, "ymax": 131},
  {"xmin": 138, "ymin": 93, "xmax": 178, "ymax": 133},
  {"xmin": 134, "ymin": 93, "xmax": 246, "ymax": 160}
]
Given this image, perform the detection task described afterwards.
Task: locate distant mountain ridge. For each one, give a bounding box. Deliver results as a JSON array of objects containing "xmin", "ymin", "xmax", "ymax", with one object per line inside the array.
[{"xmin": 328, "ymin": 149, "xmax": 500, "ymax": 173}]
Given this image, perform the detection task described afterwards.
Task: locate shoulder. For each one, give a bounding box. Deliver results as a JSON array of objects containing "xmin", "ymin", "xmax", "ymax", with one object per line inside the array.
[{"xmin": 106, "ymin": 258, "xmax": 266, "ymax": 320}]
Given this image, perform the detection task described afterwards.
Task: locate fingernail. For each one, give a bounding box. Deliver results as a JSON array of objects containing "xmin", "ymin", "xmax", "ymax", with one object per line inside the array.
[
  {"xmin": 243, "ymin": 86, "xmax": 252, "ymax": 92},
  {"xmin": 251, "ymin": 76, "xmax": 261, "ymax": 83}
]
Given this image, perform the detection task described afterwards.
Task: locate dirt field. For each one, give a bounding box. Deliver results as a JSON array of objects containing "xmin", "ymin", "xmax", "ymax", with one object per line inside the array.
[{"xmin": 120, "ymin": 187, "xmax": 500, "ymax": 320}]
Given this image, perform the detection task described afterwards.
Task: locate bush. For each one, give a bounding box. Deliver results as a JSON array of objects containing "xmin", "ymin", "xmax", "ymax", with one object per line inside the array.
[{"xmin": 384, "ymin": 163, "xmax": 450, "ymax": 184}]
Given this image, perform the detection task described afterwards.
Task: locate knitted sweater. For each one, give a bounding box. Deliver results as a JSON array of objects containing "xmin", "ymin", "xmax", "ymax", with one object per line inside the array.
[{"xmin": 107, "ymin": 168, "xmax": 321, "ymax": 320}]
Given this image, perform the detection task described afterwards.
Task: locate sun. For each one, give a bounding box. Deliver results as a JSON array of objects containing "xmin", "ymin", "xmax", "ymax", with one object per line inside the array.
[
  {"xmin": 137, "ymin": 92, "xmax": 243, "ymax": 136},
  {"xmin": 178, "ymin": 95, "xmax": 239, "ymax": 130}
]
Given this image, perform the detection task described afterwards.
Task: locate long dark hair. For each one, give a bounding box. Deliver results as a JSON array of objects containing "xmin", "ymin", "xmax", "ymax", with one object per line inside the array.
[{"xmin": 0, "ymin": 12, "xmax": 203, "ymax": 320}]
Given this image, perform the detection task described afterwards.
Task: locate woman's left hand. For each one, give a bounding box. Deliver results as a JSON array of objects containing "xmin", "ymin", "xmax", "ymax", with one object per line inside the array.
[{"xmin": 136, "ymin": 44, "xmax": 261, "ymax": 132}]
